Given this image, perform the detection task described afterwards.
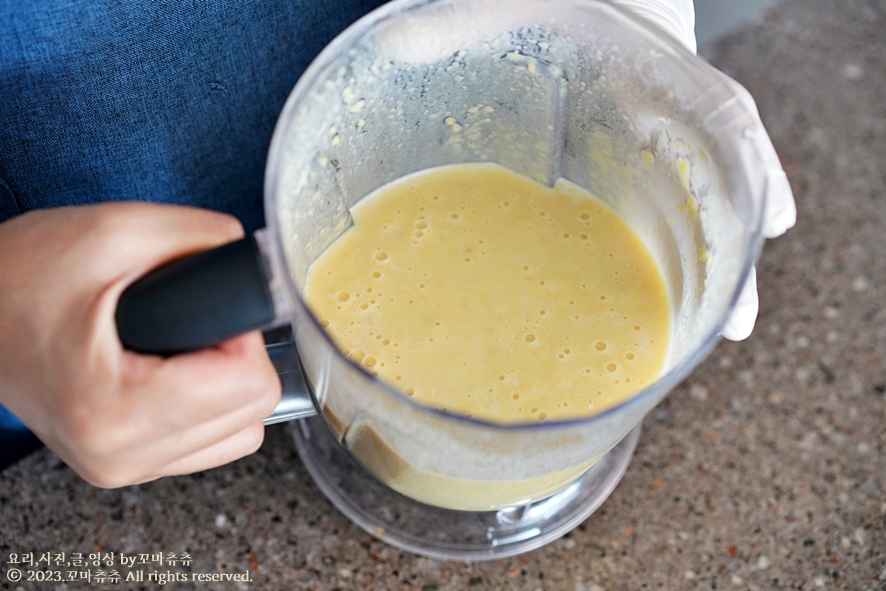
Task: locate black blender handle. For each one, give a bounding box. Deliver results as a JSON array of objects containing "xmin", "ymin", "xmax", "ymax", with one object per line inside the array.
[{"xmin": 115, "ymin": 235, "xmax": 275, "ymax": 356}]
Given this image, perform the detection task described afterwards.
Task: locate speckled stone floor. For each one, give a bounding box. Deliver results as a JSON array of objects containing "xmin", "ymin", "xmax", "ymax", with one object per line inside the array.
[{"xmin": 2, "ymin": 0, "xmax": 885, "ymax": 589}]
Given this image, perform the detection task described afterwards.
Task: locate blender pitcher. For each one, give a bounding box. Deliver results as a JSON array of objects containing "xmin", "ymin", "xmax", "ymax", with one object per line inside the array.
[{"xmin": 116, "ymin": 0, "xmax": 772, "ymax": 560}]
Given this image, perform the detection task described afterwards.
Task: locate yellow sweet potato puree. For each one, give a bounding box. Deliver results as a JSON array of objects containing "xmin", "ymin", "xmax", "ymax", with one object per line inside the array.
[{"xmin": 305, "ymin": 163, "xmax": 671, "ymax": 424}]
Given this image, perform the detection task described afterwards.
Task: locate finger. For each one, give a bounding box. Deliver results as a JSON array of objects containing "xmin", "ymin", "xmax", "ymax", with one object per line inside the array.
[
  {"xmin": 721, "ymin": 265, "xmax": 759, "ymax": 341},
  {"xmin": 109, "ymin": 374, "xmax": 277, "ymax": 484},
  {"xmin": 126, "ymin": 332, "xmax": 282, "ymax": 430},
  {"xmin": 140, "ymin": 391, "xmax": 274, "ymax": 476},
  {"xmin": 143, "ymin": 422, "xmax": 267, "ymax": 481}
]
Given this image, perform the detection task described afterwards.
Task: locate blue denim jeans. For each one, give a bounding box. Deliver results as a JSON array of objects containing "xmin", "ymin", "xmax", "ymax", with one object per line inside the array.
[{"xmin": 0, "ymin": 0, "xmax": 388, "ymax": 469}]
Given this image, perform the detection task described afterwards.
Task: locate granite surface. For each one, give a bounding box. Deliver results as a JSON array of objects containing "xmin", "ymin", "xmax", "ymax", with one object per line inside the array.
[{"xmin": 2, "ymin": 0, "xmax": 885, "ymax": 589}]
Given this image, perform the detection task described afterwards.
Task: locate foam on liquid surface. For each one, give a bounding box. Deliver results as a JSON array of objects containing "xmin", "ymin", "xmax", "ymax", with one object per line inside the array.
[{"xmin": 305, "ymin": 163, "xmax": 671, "ymax": 424}]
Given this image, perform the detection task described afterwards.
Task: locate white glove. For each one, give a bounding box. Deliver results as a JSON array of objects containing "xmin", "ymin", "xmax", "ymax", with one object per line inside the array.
[
  {"xmin": 612, "ymin": 0, "xmax": 697, "ymax": 53},
  {"xmin": 615, "ymin": 0, "xmax": 797, "ymax": 340}
]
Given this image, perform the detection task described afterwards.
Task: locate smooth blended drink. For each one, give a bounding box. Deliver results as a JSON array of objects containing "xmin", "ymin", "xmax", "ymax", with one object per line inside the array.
[{"xmin": 304, "ymin": 163, "xmax": 671, "ymax": 505}]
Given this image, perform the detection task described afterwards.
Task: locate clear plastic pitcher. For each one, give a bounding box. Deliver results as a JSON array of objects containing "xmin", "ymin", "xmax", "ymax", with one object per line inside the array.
[{"xmin": 117, "ymin": 0, "xmax": 773, "ymax": 560}]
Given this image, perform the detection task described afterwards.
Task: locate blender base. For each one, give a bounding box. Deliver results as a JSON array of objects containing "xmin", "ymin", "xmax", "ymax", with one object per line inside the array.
[{"xmin": 290, "ymin": 415, "xmax": 640, "ymax": 561}]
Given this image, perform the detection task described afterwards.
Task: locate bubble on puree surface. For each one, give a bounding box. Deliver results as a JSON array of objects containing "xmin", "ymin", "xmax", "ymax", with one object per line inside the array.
[{"xmin": 304, "ymin": 163, "xmax": 671, "ymax": 423}]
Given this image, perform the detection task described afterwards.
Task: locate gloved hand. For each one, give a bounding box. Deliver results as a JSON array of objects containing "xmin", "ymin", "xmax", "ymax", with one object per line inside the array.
[{"xmin": 612, "ymin": 0, "xmax": 797, "ymax": 340}]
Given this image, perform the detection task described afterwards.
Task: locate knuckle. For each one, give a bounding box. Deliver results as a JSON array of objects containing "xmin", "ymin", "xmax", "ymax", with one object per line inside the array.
[
  {"xmin": 242, "ymin": 345, "xmax": 283, "ymax": 408},
  {"xmin": 59, "ymin": 408, "xmax": 106, "ymax": 456},
  {"xmin": 77, "ymin": 457, "xmax": 141, "ymax": 489},
  {"xmin": 56, "ymin": 398, "xmax": 144, "ymax": 488},
  {"xmin": 258, "ymin": 370, "xmax": 283, "ymax": 415},
  {"xmin": 73, "ymin": 429, "xmax": 105, "ymax": 458},
  {"xmin": 76, "ymin": 203, "xmax": 154, "ymax": 260},
  {"xmin": 244, "ymin": 372, "xmax": 281, "ymax": 418},
  {"xmin": 263, "ymin": 366, "xmax": 283, "ymax": 402}
]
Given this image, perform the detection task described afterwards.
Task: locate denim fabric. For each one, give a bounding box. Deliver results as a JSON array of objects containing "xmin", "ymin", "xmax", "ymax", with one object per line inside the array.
[
  {"xmin": 0, "ymin": 0, "xmax": 388, "ymax": 229},
  {"xmin": 0, "ymin": 407, "xmax": 41, "ymax": 470},
  {"xmin": 0, "ymin": 0, "xmax": 388, "ymax": 467}
]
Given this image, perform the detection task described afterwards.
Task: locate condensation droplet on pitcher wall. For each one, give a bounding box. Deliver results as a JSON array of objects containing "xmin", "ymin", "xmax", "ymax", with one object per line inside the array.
[
  {"xmin": 375, "ymin": 251, "xmax": 388, "ymax": 261},
  {"xmin": 337, "ymin": 292, "xmax": 350, "ymax": 302}
]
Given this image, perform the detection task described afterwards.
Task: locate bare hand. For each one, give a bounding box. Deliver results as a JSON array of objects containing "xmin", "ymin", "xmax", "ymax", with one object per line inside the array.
[{"xmin": 0, "ymin": 203, "xmax": 281, "ymax": 488}]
